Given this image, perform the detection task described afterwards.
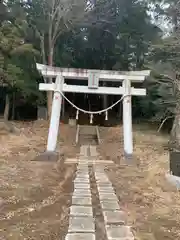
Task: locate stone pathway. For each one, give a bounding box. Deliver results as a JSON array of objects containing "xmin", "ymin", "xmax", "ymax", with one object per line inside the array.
[{"xmin": 65, "ymin": 145, "xmax": 134, "ymax": 240}]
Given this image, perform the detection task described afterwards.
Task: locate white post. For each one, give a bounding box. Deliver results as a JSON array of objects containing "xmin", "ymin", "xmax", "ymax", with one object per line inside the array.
[
  {"xmin": 122, "ymin": 79, "xmax": 133, "ymax": 157},
  {"xmin": 47, "ymin": 75, "xmax": 64, "ymax": 152}
]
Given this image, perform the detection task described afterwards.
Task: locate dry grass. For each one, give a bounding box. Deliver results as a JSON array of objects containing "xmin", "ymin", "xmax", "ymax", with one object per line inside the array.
[
  {"xmin": 99, "ymin": 125, "xmax": 180, "ymax": 240},
  {"xmin": 0, "ymin": 121, "xmax": 78, "ymax": 239}
]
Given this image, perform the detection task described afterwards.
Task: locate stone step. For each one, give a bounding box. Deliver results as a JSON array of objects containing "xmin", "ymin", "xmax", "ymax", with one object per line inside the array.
[
  {"xmin": 65, "ymin": 158, "xmax": 113, "ymax": 164},
  {"xmin": 68, "ymin": 216, "xmax": 95, "ymax": 232},
  {"xmin": 65, "ymin": 233, "xmax": 95, "ymax": 240},
  {"xmin": 106, "ymin": 225, "xmax": 134, "ymax": 240}
]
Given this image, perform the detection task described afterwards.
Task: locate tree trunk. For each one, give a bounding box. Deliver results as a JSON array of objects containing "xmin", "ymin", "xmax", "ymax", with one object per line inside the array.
[
  {"xmin": 46, "ymin": 20, "xmax": 54, "ymax": 120},
  {"xmin": 12, "ymin": 91, "xmax": 15, "ymax": 120},
  {"xmin": 103, "ymin": 82, "xmax": 107, "ymax": 108},
  {"xmin": 2, "ymin": 93, "xmax": 19, "ymax": 134},
  {"xmin": 4, "ymin": 94, "xmax": 10, "ymax": 121},
  {"xmin": 47, "ymin": 46, "xmax": 54, "ymax": 120},
  {"xmin": 170, "ymin": 103, "xmax": 180, "ymax": 151},
  {"xmin": 40, "ymin": 34, "xmax": 52, "ymax": 120},
  {"xmin": 40, "ymin": 34, "xmax": 46, "ymax": 66}
]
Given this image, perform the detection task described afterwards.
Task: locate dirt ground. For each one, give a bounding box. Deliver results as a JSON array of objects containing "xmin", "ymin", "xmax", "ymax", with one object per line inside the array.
[
  {"xmin": 98, "ymin": 125, "xmax": 180, "ymax": 240},
  {"xmin": 0, "ymin": 122, "xmax": 180, "ymax": 240},
  {"xmin": 0, "ymin": 121, "xmax": 78, "ymax": 240}
]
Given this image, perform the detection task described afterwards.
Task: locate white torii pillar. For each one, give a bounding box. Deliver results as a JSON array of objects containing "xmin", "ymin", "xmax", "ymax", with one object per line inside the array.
[
  {"xmin": 34, "ymin": 75, "xmax": 64, "ymax": 161},
  {"xmin": 47, "ymin": 75, "xmax": 64, "ymax": 152},
  {"xmin": 123, "ymin": 79, "xmax": 133, "ymax": 158}
]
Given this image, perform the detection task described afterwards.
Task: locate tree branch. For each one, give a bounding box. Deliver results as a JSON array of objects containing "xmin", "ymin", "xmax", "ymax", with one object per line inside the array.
[{"xmin": 157, "ymin": 115, "xmax": 174, "ymax": 132}]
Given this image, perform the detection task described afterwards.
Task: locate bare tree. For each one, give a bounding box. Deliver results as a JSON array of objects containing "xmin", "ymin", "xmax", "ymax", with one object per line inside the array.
[{"xmin": 27, "ymin": 0, "xmax": 87, "ymax": 119}]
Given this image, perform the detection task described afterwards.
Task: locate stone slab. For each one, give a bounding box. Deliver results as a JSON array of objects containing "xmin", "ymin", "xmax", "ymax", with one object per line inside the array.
[
  {"xmin": 72, "ymin": 192, "xmax": 91, "ymax": 199},
  {"xmin": 77, "ymin": 171, "xmax": 89, "ymax": 175},
  {"xmin": 100, "ymin": 200, "xmax": 119, "ymax": 210},
  {"xmin": 98, "ymin": 190, "xmax": 115, "ymax": 195},
  {"xmin": 70, "ymin": 206, "xmax": 93, "ymax": 217},
  {"xmin": 95, "ymin": 178, "xmax": 109, "ymax": 182},
  {"xmin": 77, "ymin": 166, "xmax": 88, "ymax": 169},
  {"xmin": 95, "ymin": 176, "xmax": 109, "ymax": 179},
  {"xmin": 74, "ymin": 178, "xmax": 90, "ymax": 183},
  {"xmin": 99, "ymin": 193, "xmax": 117, "ymax": 200},
  {"xmin": 66, "ymin": 158, "xmax": 79, "ymax": 162},
  {"xmin": 75, "ymin": 172, "xmax": 89, "ymax": 176},
  {"xmin": 74, "ymin": 189, "xmax": 91, "ymax": 196},
  {"xmin": 90, "ymin": 160, "xmax": 113, "ymax": 163},
  {"xmin": 95, "ymin": 174, "xmax": 108, "ymax": 177},
  {"xmin": 79, "ymin": 157, "xmax": 89, "ymax": 160},
  {"xmin": 94, "ymin": 171, "xmax": 106, "ymax": 175},
  {"xmin": 80, "ymin": 145, "xmax": 89, "ymax": 156},
  {"xmin": 66, "ymin": 162, "xmax": 87, "ymax": 165},
  {"xmin": 106, "ymin": 225, "xmax": 134, "ymax": 239},
  {"xmin": 75, "ymin": 177, "xmax": 89, "ymax": 181},
  {"xmin": 72, "ymin": 196, "xmax": 92, "ymax": 205},
  {"xmin": 103, "ymin": 210, "xmax": 126, "ymax": 224},
  {"xmin": 74, "ymin": 183, "xmax": 90, "ymax": 189},
  {"xmin": 95, "ymin": 160, "xmax": 114, "ymax": 164},
  {"xmin": 97, "ymin": 186, "xmax": 114, "ymax": 192},
  {"xmin": 65, "ymin": 161, "xmax": 80, "ymax": 164},
  {"xmin": 79, "ymin": 157, "xmax": 89, "ymax": 161},
  {"xmin": 95, "ymin": 175, "xmax": 109, "ymax": 179},
  {"xmin": 97, "ymin": 185, "xmax": 113, "ymax": 189},
  {"xmin": 95, "ymin": 174, "xmax": 108, "ymax": 178},
  {"xmin": 76, "ymin": 168, "xmax": 88, "ymax": 171},
  {"xmin": 95, "ymin": 174, "xmax": 109, "ymax": 178},
  {"xmin": 95, "ymin": 173, "xmax": 110, "ymax": 178},
  {"xmin": 66, "ymin": 160, "xmax": 113, "ymax": 164},
  {"xmin": 97, "ymin": 182, "xmax": 113, "ymax": 187},
  {"xmin": 96, "ymin": 180, "xmax": 110, "ymax": 184},
  {"xmin": 74, "ymin": 177, "xmax": 90, "ymax": 183},
  {"xmin": 66, "ymin": 233, "xmax": 95, "ymax": 240},
  {"xmin": 68, "ymin": 216, "xmax": 95, "ymax": 232},
  {"xmin": 77, "ymin": 167, "xmax": 88, "ymax": 170},
  {"xmin": 76, "ymin": 171, "xmax": 88, "ymax": 174},
  {"xmin": 89, "ymin": 145, "xmax": 98, "ymax": 157},
  {"xmin": 77, "ymin": 165, "xmax": 88, "ymax": 168},
  {"xmin": 76, "ymin": 173, "xmax": 89, "ymax": 177}
]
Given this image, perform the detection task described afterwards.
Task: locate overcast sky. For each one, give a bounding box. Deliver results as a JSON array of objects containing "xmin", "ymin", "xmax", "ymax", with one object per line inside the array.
[{"xmin": 148, "ymin": 2, "xmax": 172, "ymax": 36}]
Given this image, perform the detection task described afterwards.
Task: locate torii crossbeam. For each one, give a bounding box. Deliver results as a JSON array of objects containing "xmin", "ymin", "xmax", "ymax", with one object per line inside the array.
[{"xmin": 35, "ymin": 63, "xmax": 150, "ymax": 161}]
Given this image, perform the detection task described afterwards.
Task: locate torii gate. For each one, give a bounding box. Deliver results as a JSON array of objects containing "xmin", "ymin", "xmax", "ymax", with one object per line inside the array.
[{"xmin": 36, "ymin": 63, "xmax": 150, "ymax": 161}]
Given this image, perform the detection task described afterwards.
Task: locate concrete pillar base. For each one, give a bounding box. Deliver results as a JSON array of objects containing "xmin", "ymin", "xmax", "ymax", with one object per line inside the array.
[
  {"xmin": 124, "ymin": 152, "xmax": 133, "ymax": 162},
  {"xmin": 32, "ymin": 151, "xmax": 59, "ymax": 162}
]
